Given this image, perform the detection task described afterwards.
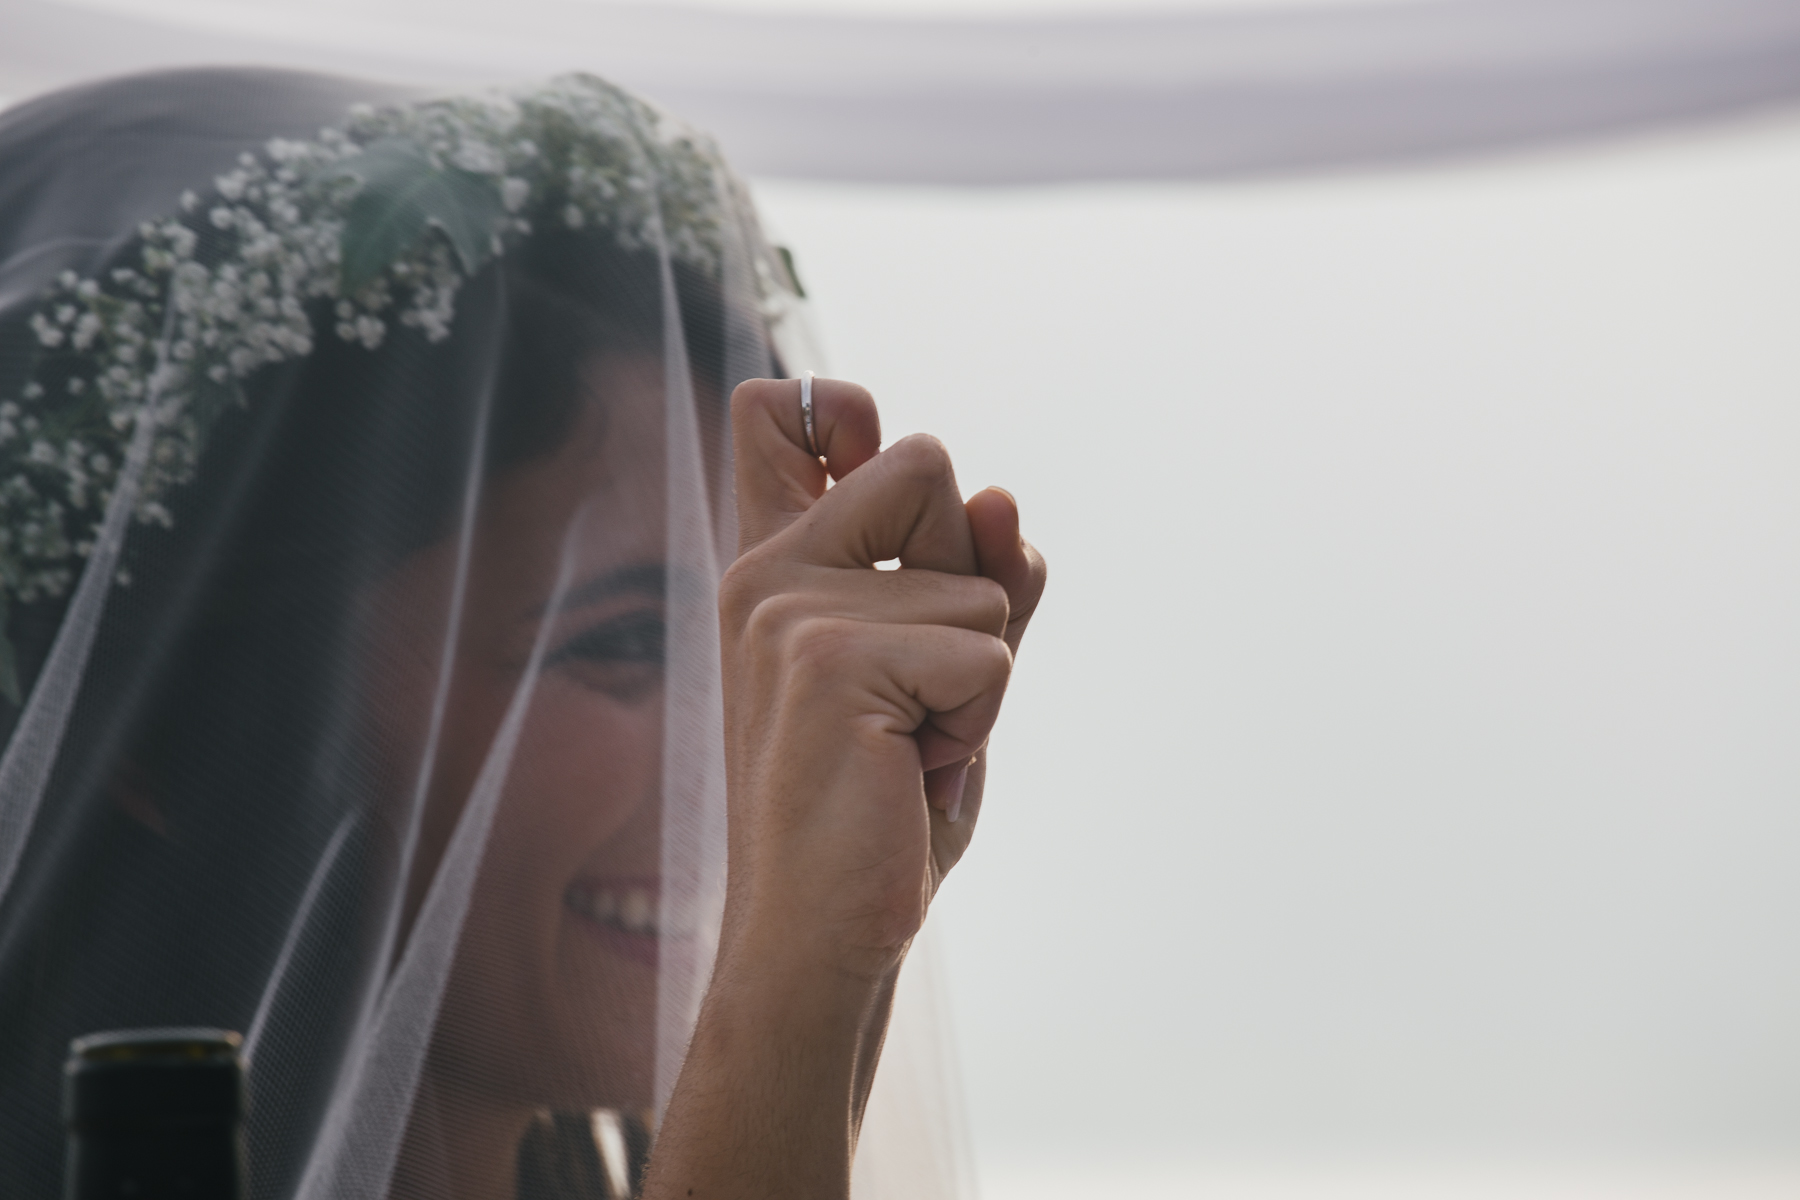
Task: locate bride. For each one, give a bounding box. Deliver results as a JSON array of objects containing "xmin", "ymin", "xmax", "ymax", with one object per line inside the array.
[{"xmin": 0, "ymin": 67, "xmax": 1044, "ymax": 1199}]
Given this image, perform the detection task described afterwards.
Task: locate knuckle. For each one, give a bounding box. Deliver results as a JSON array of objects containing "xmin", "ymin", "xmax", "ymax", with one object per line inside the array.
[
  {"xmin": 968, "ymin": 575, "xmax": 1010, "ymax": 635},
  {"xmin": 786, "ymin": 617, "xmax": 857, "ymax": 683},
  {"xmin": 827, "ymin": 379, "xmax": 876, "ymax": 412},
  {"xmin": 741, "ymin": 588, "xmax": 809, "ymax": 647},
  {"xmin": 887, "ymin": 432, "xmax": 954, "ymax": 487},
  {"xmin": 729, "ymin": 377, "xmax": 789, "ymax": 423},
  {"xmin": 717, "ymin": 556, "xmax": 765, "ymax": 623},
  {"xmin": 975, "ymin": 631, "xmax": 1014, "ymax": 680},
  {"xmin": 819, "ymin": 381, "xmax": 882, "ymax": 455}
]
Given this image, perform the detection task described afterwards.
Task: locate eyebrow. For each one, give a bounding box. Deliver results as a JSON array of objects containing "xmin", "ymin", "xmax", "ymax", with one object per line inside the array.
[{"xmin": 531, "ymin": 563, "xmax": 666, "ymax": 618}]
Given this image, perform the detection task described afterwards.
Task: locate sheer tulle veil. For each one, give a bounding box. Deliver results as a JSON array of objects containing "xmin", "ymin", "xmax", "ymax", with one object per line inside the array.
[{"xmin": 0, "ymin": 68, "xmax": 971, "ymax": 1199}]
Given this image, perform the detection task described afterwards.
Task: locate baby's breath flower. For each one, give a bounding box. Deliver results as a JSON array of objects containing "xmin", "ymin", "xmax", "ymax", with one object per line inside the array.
[
  {"xmin": 0, "ymin": 73, "xmax": 781, "ymax": 654},
  {"xmin": 72, "ymin": 313, "xmax": 102, "ymax": 350},
  {"xmin": 28, "ymin": 315, "xmax": 62, "ymax": 348}
]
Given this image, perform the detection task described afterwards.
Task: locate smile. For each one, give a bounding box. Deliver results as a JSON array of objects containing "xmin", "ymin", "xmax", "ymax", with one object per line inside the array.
[{"xmin": 564, "ymin": 880, "xmax": 661, "ymax": 938}]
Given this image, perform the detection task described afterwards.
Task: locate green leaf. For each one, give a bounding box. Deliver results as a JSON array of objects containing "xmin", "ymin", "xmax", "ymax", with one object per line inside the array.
[
  {"xmin": 330, "ymin": 139, "xmax": 505, "ymax": 295},
  {"xmin": 776, "ymin": 245, "xmax": 807, "ymax": 298}
]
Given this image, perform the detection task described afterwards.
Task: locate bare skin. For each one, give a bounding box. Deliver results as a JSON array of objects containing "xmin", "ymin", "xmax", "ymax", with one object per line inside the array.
[
  {"xmin": 369, "ymin": 364, "xmax": 1040, "ymax": 1199},
  {"xmin": 641, "ymin": 377, "xmax": 1048, "ymax": 1199},
  {"xmin": 374, "ymin": 355, "xmax": 671, "ymax": 1200}
]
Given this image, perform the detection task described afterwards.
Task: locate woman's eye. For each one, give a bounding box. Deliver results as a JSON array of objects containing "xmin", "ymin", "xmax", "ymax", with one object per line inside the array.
[
  {"xmin": 547, "ymin": 611, "xmax": 665, "ymax": 699},
  {"xmin": 551, "ymin": 611, "xmax": 665, "ymax": 665}
]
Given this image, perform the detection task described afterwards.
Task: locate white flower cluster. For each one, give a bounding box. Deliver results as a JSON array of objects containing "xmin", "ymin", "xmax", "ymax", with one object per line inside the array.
[{"xmin": 0, "ymin": 74, "xmax": 762, "ymax": 639}]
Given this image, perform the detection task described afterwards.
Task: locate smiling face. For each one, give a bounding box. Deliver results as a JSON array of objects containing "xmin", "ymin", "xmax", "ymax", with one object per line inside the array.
[{"xmin": 366, "ymin": 351, "xmax": 676, "ymax": 1112}]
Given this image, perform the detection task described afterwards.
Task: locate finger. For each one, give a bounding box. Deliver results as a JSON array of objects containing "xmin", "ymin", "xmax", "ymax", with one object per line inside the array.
[
  {"xmin": 787, "ymin": 617, "xmax": 1011, "ymax": 773},
  {"xmin": 784, "ymin": 433, "xmax": 978, "ymax": 576},
  {"xmin": 751, "ymin": 567, "xmax": 1009, "ymax": 640},
  {"xmin": 966, "ymin": 487, "xmax": 1048, "ymax": 655},
  {"xmin": 732, "ymin": 376, "xmax": 882, "ymax": 555}
]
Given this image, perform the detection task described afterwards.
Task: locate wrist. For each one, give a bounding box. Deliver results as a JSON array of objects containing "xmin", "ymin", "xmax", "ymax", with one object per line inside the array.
[
  {"xmin": 711, "ymin": 917, "xmax": 905, "ymax": 1024},
  {"xmin": 641, "ymin": 924, "xmax": 905, "ymax": 1200},
  {"xmin": 719, "ymin": 879, "xmax": 916, "ymax": 988}
]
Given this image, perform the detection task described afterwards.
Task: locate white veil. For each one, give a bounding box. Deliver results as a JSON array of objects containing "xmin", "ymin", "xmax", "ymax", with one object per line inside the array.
[{"xmin": 0, "ymin": 67, "xmax": 968, "ymax": 1200}]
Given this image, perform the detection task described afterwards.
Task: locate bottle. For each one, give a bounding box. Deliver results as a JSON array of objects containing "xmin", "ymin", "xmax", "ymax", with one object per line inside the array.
[{"xmin": 63, "ymin": 1028, "xmax": 246, "ymax": 1200}]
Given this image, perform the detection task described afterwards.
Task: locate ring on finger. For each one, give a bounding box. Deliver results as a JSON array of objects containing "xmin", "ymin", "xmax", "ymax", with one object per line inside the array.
[{"xmin": 800, "ymin": 370, "xmax": 821, "ymax": 458}]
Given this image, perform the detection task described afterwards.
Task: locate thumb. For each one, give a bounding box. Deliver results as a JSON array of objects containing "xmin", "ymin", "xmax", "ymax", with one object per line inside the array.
[{"xmin": 731, "ymin": 376, "xmax": 882, "ymax": 555}]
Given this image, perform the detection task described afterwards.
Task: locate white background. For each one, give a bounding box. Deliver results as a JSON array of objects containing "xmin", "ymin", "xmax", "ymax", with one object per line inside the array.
[{"xmin": 754, "ymin": 109, "xmax": 1800, "ymax": 1197}]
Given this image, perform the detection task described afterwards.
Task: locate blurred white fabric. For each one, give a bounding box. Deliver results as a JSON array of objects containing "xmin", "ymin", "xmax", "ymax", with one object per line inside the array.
[
  {"xmin": 754, "ymin": 105, "xmax": 1800, "ymax": 1189},
  {"xmin": 850, "ymin": 924, "xmax": 979, "ymax": 1200},
  {"xmin": 4, "ymin": 0, "xmax": 1800, "ymax": 180}
]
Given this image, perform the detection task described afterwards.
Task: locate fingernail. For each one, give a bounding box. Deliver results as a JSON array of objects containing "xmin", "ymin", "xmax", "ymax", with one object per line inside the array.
[
  {"xmin": 945, "ymin": 763, "xmax": 971, "ymax": 824},
  {"xmin": 988, "ymin": 486, "xmax": 1016, "ymax": 506}
]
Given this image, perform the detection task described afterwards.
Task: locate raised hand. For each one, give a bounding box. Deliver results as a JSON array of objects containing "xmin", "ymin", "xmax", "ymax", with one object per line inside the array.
[
  {"xmin": 643, "ymin": 377, "xmax": 1046, "ymax": 1200},
  {"xmin": 719, "ymin": 376, "xmax": 1043, "ymax": 976}
]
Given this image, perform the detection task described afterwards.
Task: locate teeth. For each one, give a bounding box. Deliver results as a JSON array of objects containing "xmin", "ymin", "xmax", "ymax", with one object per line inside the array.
[
  {"xmin": 620, "ymin": 889, "xmax": 652, "ymax": 933},
  {"xmin": 567, "ymin": 884, "xmax": 660, "ymax": 937}
]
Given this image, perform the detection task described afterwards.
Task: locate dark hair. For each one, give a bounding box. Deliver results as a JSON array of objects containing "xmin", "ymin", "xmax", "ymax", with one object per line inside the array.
[{"xmin": 0, "ymin": 219, "xmax": 736, "ymax": 1197}]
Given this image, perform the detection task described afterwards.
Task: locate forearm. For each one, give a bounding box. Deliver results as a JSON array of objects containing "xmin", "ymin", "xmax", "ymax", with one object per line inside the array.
[
  {"xmin": 656, "ymin": 377, "xmax": 1045, "ymax": 1197},
  {"xmin": 640, "ymin": 938, "xmax": 903, "ymax": 1200}
]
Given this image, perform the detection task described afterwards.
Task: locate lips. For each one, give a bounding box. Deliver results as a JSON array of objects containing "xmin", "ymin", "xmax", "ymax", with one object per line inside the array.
[{"xmin": 564, "ymin": 879, "xmax": 663, "ymax": 967}]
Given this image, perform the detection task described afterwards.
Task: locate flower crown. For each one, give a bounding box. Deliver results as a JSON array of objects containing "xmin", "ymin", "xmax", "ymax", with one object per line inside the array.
[{"xmin": 0, "ymin": 74, "xmax": 792, "ymax": 703}]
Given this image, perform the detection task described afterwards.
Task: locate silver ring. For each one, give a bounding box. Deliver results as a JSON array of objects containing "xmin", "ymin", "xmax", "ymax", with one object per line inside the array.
[{"xmin": 800, "ymin": 371, "xmax": 820, "ymax": 458}]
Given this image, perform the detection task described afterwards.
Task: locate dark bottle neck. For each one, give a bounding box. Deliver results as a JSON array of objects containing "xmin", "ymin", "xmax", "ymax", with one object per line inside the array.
[{"xmin": 63, "ymin": 1029, "xmax": 247, "ymax": 1200}]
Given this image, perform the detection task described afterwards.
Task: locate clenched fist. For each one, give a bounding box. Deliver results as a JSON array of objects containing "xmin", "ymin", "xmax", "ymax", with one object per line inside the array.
[
  {"xmin": 643, "ymin": 377, "xmax": 1046, "ymax": 1200},
  {"xmin": 719, "ymin": 377, "xmax": 1045, "ymax": 977}
]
